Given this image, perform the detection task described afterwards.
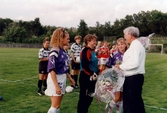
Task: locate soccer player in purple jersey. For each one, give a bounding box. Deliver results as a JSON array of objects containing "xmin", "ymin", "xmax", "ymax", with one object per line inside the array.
[
  {"xmin": 45, "ymin": 28, "xmax": 71, "ymax": 113},
  {"xmin": 105, "ymin": 38, "xmax": 129, "ymax": 113}
]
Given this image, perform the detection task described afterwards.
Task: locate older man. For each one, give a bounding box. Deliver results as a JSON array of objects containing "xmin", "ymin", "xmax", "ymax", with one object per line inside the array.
[{"xmin": 116, "ymin": 26, "xmax": 145, "ymax": 113}]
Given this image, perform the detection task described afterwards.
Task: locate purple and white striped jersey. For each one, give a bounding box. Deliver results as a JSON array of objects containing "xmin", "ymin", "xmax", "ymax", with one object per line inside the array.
[{"xmin": 47, "ymin": 48, "xmax": 69, "ymax": 74}]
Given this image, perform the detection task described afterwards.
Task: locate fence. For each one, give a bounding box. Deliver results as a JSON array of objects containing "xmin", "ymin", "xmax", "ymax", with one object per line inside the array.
[{"xmin": 0, "ymin": 43, "xmax": 42, "ymax": 48}]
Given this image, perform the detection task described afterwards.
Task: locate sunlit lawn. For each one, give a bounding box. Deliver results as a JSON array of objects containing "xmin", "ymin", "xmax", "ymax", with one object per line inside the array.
[{"xmin": 0, "ymin": 48, "xmax": 167, "ymax": 113}]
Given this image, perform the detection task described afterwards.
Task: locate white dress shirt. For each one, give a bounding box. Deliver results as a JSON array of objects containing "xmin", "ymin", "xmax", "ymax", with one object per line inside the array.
[{"xmin": 120, "ymin": 39, "xmax": 146, "ymax": 77}]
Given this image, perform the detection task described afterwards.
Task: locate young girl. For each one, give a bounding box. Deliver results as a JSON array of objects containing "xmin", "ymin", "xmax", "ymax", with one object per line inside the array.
[
  {"xmin": 98, "ymin": 41, "xmax": 110, "ymax": 72},
  {"xmin": 37, "ymin": 37, "xmax": 50, "ymax": 95},
  {"xmin": 45, "ymin": 28, "xmax": 73, "ymax": 113},
  {"xmin": 70, "ymin": 35, "xmax": 82, "ymax": 88},
  {"xmin": 105, "ymin": 38, "xmax": 129, "ymax": 113},
  {"xmin": 63, "ymin": 45, "xmax": 75, "ymax": 86}
]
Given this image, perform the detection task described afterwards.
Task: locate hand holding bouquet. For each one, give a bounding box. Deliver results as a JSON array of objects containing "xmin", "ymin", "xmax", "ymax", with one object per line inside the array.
[{"xmin": 95, "ymin": 67, "xmax": 124, "ymax": 104}]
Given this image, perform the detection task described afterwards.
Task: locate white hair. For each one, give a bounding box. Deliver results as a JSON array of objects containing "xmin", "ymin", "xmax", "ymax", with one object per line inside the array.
[{"xmin": 123, "ymin": 26, "xmax": 140, "ymax": 38}]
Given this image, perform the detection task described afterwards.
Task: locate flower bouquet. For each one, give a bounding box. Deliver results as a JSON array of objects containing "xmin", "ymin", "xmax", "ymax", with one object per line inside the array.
[
  {"xmin": 138, "ymin": 33, "xmax": 154, "ymax": 52},
  {"xmin": 138, "ymin": 36, "xmax": 151, "ymax": 51},
  {"xmin": 95, "ymin": 67, "xmax": 124, "ymax": 104}
]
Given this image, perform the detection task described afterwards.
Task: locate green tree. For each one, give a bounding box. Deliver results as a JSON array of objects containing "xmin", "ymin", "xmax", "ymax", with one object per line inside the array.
[
  {"xmin": 0, "ymin": 18, "xmax": 13, "ymax": 35},
  {"xmin": 32, "ymin": 18, "xmax": 43, "ymax": 36},
  {"xmin": 103, "ymin": 21, "xmax": 113, "ymax": 36},
  {"xmin": 0, "ymin": 18, "xmax": 5, "ymax": 35},
  {"xmin": 4, "ymin": 24, "xmax": 28, "ymax": 43},
  {"xmin": 111, "ymin": 10, "xmax": 167, "ymax": 37},
  {"xmin": 94, "ymin": 21, "xmax": 103, "ymax": 40},
  {"xmin": 150, "ymin": 10, "xmax": 167, "ymax": 35},
  {"xmin": 77, "ymin": 19, "xmax": 89, "ymax": 38},
  {"xmin": 112, "ymin": 19, "xmax": 123, "ymax": 37},
  {"xmin": 67, "ymin": 27, "xmax": 77, "ymax": 42}
]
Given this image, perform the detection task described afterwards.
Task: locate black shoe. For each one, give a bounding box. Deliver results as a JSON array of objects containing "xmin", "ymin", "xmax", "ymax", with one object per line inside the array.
[
  {"xmin": 43, "ymin": 87, "xmax": 47, "ymax": 92},
  {"xmin": 88, "ymin": 92, "xmax": 95, "ymax": 97},
  {"xmin": 37, "ymin": 91, "xmax": 44, "ymax": 96},
  {"xmin": 71, "ymin": 85, "xmax": 75, "ymax": 88},
  {"xmin": 71, "ymin": 85, "xmax": 79, "ymax": 89},
  {"xmin": 74, "ymin": 84, "xmax": 79, "ymax": 89}
]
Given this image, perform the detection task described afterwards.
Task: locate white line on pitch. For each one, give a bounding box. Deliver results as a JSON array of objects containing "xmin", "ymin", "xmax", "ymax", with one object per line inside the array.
[
  {"xmin": 0, "ymin": 78, "xmax": 36, "ymax": 86},
  {"xmin": 1, "ymin": 78, "xmax": 167, "ymax": 111},
  {"xmin": 0, "ymin": 76, "xmax": 38, "ymax": 82},
  {"xmin": 145, "ymin": 105, "xmax": 167, "ymax": 111}
]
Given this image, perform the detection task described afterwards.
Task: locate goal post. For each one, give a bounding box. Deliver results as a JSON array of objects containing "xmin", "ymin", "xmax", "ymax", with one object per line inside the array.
[{"xmin": 149, "ymin": 44, "xmax": 163, "ymax": 55}]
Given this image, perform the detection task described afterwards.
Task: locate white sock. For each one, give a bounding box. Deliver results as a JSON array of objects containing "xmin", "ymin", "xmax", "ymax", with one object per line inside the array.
[
  {"xmin": 116, "ymin": 101, "xmax": 123, "ymax": 113},
  {"xmin": 57, "ymin": 108, "xmax": 60, "ymax": 113},
  {"xmin": 110, "ymin": 100, "xmax": 116, "ymax": 107},
  {"xmin": 107, "ymin": 100, "xmax": 116, "ymax": 113},
  {"xmin": 47, "ymin": 106, "xmax": 60, "ymax": 113}
]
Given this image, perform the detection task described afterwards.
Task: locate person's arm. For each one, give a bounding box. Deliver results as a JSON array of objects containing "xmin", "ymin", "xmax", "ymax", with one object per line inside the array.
[
  {"xmin": 71, "ymin": 52, "xmax": 76, "ymax": 62},
  {"xmin": 50, "ymin": 70, "xmax": 61, "ymax": 95},
  {"xmin": 66, "ymin": 73, "xmax": 75, "ymax": 86},
  {"xmin": 82, "ymin": 48, "xmax": 94, "ymax": 76},
  {"xmin": 39, "ymin": 58, "xmax": 48, "ymax": 62}
]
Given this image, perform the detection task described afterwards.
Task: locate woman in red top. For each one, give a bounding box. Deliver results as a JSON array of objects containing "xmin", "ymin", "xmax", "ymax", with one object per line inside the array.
[{"xmin": 98, "ymin": 41, "xmax": 110, "ymax": 72}]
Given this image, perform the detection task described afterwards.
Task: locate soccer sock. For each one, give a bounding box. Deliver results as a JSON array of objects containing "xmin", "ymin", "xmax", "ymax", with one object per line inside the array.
[
  {"xmin": 43, "ymin": 80, "xmax": 47, "ymax": 90},
  {"xmin": 107, "ymin": 100, "xmax": 116, "ymax": 113},
  {"xmin": 56, "ymin": 108, "xmax": 60, "ymax": 113},
  {"xmin": 47, "ymin": 106, "xmax": 60, "ymax": 113},
  {"xmin": 70, "ymin": 75, "xmax": 75, "ymax": 87},
  {"xmin": 71, "ymin": 75, "xmax": 74, "ymax": 80},
  {"xmin": 110, "ymin": 100, "xmax": 116, "ymax": 107},
  {"xmin": 38, "ymin": 80, "xmax": 43, "ymax": 92},
  {"xmin": 74, "ymin": 75, "xmax": 78, "ymax": 86},
  {"xmin": 116, "ymin": 101, "xmax": 123, "ymax": 113}
]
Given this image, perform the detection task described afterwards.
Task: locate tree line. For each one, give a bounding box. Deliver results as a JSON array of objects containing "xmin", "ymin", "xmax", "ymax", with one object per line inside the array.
[{"xmin": 0, "ymin": 10, "xmax": 167, "ymax": 44}]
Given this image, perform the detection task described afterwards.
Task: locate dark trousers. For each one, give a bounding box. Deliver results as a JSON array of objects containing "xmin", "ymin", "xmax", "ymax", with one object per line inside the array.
[
  {"xmin": 123, "ymin": 74, "xmax": 145, "ymax": 113},
  {"xmin": 77, "ymin": 71, "xmax": 94, "ymax": 113}
]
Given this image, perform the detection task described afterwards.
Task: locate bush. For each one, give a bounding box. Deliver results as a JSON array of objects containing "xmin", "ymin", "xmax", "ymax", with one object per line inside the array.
[
  {"xmin": 0, "ymin": 36, "xmax": 5, "ymax": 43},
  {"xmin": 163, "ymin": 47, "xmax": 167, "ymax": 53}
]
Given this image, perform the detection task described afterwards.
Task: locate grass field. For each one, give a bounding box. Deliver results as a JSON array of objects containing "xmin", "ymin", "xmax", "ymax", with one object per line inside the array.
[{"xmin": 0, "ymin": 48, "xmax": 167, "ymax": 113}]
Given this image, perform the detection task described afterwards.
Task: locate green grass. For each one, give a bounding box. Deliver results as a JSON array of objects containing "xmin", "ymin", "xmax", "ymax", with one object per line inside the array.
[{"xmin": 0, "ymin": 48, "xmax": 167, "ymax": 113}]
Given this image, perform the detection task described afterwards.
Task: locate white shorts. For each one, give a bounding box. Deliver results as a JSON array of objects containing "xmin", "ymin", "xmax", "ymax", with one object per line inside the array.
[
  {"xmin": 99, "ymin": 57, "xmax": 108, "ymax": 65},
  {"xmin": 116, "ymin": 76, "xmax": 125, "ymax": 92},
  {"xmin": 45, "ymin": 73, "xmax": 66, "ymax": 96}
]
